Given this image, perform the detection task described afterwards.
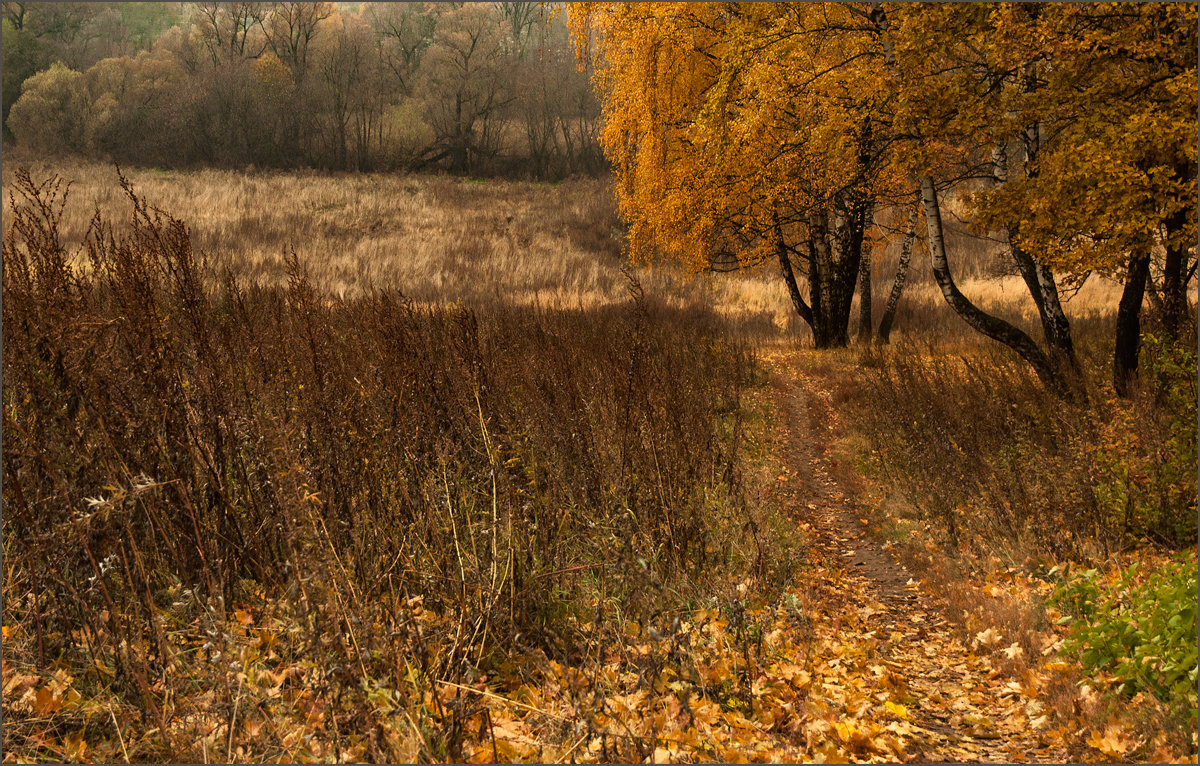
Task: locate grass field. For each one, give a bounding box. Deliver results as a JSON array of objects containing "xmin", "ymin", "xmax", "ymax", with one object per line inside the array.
[
  {"xmin": 2, "ymin": 159, "xmax": 1194, "ymax": 763},
  {"xmin": 1, "ymin": 157, "xmax": 1143, "ymax": 346},
  {"xmin": 0, "ymin": 157, "xmax": 796, "ymax": 338}
]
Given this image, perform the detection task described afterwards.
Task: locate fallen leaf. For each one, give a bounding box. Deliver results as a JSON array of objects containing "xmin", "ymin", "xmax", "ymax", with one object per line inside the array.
[
  {"xmin": 33, "ymin": 686, "xmax": 62, "ymax": 716},
  {"xmin": 974, "ymin": 628, "xmax": 1003, "ymax": 648}
]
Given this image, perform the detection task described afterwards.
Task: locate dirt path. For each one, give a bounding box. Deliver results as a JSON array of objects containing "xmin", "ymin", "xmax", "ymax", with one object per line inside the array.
[{"xmin": 766, "ymin": 351, "xmax": 1069, "ymax": 763}]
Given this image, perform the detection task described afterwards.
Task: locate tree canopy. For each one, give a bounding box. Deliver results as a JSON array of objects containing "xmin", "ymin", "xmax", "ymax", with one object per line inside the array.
[{"xmin": 571, "ymin": 2, "xmax": 1196, "ymax": 387}]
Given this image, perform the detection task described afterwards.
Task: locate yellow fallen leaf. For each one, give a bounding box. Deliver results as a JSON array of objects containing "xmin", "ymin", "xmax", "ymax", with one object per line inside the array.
[
  {"xmin": 1087, "ymin": 725, "xmax": 1133, "ymax": 758},
  {"xmin": 1002, "ymin": 642, "xmax": 1024, "ymax": 660},
  {"xmin": 883, "ymin": 700, "xmax": 909, "ymax": 720},
  {"xmin": 974, "ymin": 627, "xmax": 1003, "ymax": 648},
  {"xmin": 63, "ymin": 729, "xmax": 87, "ymax": 761}
]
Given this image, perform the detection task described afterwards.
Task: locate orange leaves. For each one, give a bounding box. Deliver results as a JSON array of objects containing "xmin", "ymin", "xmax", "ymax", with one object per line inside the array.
[
  {"xmin": 1087, "ymin": 722, "xmax": 1140, "ymax": 760},
  {"xmin": 894, "ymin": 3, "xmax": 1197, "ymax": 280},
  {"xmin": 576, "ymin": 1, "xmax": 1196, "ymax": 291},
  {"xmin": 4, "ymin": 665, "xmax": 81, "ymax": 719},
  {"xmin": 33, "ymin": 685, "xmax": 63, "ymax": 716},
  {"xmin": 570, "ymin": 3, "xmax": 904, "ymax": 275}
]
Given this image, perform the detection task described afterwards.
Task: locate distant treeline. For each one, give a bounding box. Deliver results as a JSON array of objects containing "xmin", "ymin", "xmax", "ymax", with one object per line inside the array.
[{"xmin": 2, "ymin": 2, "xmax": 604, "ymax": 177}]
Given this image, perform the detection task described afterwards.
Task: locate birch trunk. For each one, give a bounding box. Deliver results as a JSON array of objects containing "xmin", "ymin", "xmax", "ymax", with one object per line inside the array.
[
  {"xmin": 857, "ymin": 240, "xmax": 873, "ymax": 342},
  {"xmin": 1161, "ymin": 195, "xmax": 1191, "ymax": 342},
  {"xmin": 920, "ymin": 177, "xmax": 1061, "ymax": 391},
  {"xmin": 878, "ymin": 201, "xmax": 918, "ymax": 344},
  {"xmin": 775, "ymin": 228, "xmax": 814, "ymax": 333}
]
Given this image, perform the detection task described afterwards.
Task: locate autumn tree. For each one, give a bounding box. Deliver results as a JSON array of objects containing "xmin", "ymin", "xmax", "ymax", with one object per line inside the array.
[
  {"xmin": 571, "ymin": 3, "xmax": 905, "ymax": 348},
  {"xmin": 2, "ymin": 2, "xmax": 178, "ymax": 140},
  {"xmin": 261, "ymin": 1, "xmax": 330, "ymax": 80},
  {"xmin": 884, "ymin": 2, "xmax": 1196, "ymax": 393},
  {"xmin": 965, "ymin": 3, "xmax": 1197, "ymax": 393},
  {"xmin": 572, "ymin": 2, "xmax": 1194, "ymax": 381},
  {"xmin": 82, "ymin": 50, "xmax": 193, "ymax": 165},
  {"xmin": 365, "ymin": 1, "xmax": 435, "ymax": 97},
  {"xmin": 314, "ymin": 10, "xmax": 382, "ymax": 170},
  {"xmin": 507, "ymin": 5, "xmax": 601, "ymax": 177},
  {"xmin": 6, "ymin": 60, "xmax": 90, "ymax": 154},
  {"xmin": 417, "ymin": 3, "xmax": 514, "ymax": 173},
  {"xmin": 191, "ymin": 1, "xmax": 266, "ymax": 66},
  {"xmin": 5, "ymin": 2, "xmax": 601, "ymax": 177}
]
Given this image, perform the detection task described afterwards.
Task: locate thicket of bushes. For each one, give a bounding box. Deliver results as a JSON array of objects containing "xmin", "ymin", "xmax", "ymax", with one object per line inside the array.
[{"xmin": 4, "ymin": 2, "xmax": 603, "ymax": 177}]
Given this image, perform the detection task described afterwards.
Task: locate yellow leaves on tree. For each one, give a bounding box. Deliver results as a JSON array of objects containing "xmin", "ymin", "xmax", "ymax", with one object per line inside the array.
[
  {"xmin": 570, "ymin": 2, "xmax": 1197, "ymax": 362},
  {"xmin": 572, "ymin": 4, "xmax": 900, "ymax": 268}
]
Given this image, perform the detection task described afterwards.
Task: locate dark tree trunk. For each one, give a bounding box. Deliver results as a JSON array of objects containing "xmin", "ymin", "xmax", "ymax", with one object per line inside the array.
[
  {"xmin": 1161, "ymin": 202, "xmax": 1190, "ymax": 342},
  {"xmin": 1009, "ymin": 241, "xmax": 1079, "ymax": 377},
  {"xmin": 775, "ymin": 229, "xmax": 814, "ymax": 332},
  {"xmin": 808, "ymin": 209, "xmax": 838, "ymax": 348},
  {"xmin": 878, "ymin": 201, "xmax": 918, "ymax": 344},
  {"xmin": 1007, "ymin": 79, "xmax": 1079, "ymax": 379},
  {"xmin": 920, "ymin": 176, "xmax": 1063, "ymax": 392},
  {"xmin": 857, "ymin": 243, "xmax": 873, "ymax": 342},
  {"xmin": 800, "ymin": 201, "xmax": 869, "ymax": 349},
  {"xmin": 1114, "ymin": 251, "xmax": 1150, "ymax": 398}
]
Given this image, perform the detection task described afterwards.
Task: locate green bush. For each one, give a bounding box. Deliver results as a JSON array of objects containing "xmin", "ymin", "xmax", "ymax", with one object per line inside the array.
[
  {"xmin": 1049, "ymin": 553, "xmax": 1198, "ymax": 726},
  {"xmin": 6, "ymin": 61, "xmax": 91, "ymax": 154}
]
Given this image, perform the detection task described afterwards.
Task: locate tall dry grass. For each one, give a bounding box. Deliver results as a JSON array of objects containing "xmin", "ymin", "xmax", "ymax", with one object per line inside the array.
[
  {"xmin": 845, "ymin": 329, "xmax": 1197, "ymax": 561},
  {"xmin": 1, "ymin": 167, "xmax": 805, "ymax": 761},
  {"xmin": 0, "ymin": 158, "xmax": 1140, "ymax": 349}
]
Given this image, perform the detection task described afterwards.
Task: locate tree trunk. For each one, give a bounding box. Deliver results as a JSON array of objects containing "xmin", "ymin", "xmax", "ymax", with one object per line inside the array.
[
  {"xmin": 1114, "ymin": 250, "xmax": 1150, "ymax": 398},
  {"xmin": 1008, "ymin": 85, "xmax": 1079, "ymax": 378},
  {"xmin": 920, "ymin": 176, "xmax": 1062, "ymax": 392},
  {"xmin": 1161, "ymin": 200, "xmax": 1190, "ymax": 342},
  {"xmin": 808, "ymin": 209, "xmax": 838, "ymax": 348},
  {"xmin": 775, "ymin": 228, "xmax": 815, "ymax": 334},
  {"xmin": 857, "ymin": 243, "xmax": 873, "ymax": 342},
  {"xmin": 878, "ymin": 201, "xmax": 918, "ymax": 344},
  {"xmin": 801, "ymin": 200, "xmax": 870, "ymax": 350},
  {"xmin": 806, "ymin": 258, "xmax": 828, "ymax": 347},
  {"xmin": 1006, "ymin": 239, "xmax": 1079, "ymax": 378}
]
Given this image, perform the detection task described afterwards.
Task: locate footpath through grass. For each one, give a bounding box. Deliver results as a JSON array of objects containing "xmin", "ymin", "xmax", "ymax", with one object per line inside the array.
[{"xmin": 2, "ymin": 170, "xmax": 1195, "ymax": 764}]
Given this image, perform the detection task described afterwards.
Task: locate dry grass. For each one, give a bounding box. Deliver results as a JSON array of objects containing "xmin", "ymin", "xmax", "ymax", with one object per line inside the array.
[
  {"xmin": 0, "ymin": 157, "xmax": 792, "ymax": 339},
  {"xmin": 1, "ymin": 166, "xmax": 809, "ymax": 762},
  {"xmin": 0, "ymin": 157, "xmax": 1144, "ymax": 349},
  {"xmin": 3, "ymin": 156, "xmax": 1193, "ymax": 763},
  {"xmin": 1, "ymin": 157, "xmax": 625, "ymax": 302}
]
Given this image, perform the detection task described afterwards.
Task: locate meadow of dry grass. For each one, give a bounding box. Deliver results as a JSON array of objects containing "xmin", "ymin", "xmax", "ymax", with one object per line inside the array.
[
  {"xmin": 1, "ymin": 164, "xmax": 805, "ymax": 762},
  {"xmin": 0, "ymin": 157, "xmax": 794, "ymax": 339},
  {"xmin": 3, "ymin": 158, "xmax": 1194, "ymax": 763}
]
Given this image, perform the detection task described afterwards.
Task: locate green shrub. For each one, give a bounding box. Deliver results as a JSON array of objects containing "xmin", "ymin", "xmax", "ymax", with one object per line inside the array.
[{"xmin": 1049, "ymin": 552, "xmax": 1198, "ymax": 726}]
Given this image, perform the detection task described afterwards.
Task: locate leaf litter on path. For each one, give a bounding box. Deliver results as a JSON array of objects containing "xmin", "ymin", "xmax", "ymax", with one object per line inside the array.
[{"xmin": 440, "ymin": 353, "xmax": 1080, "ymax": 763}]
